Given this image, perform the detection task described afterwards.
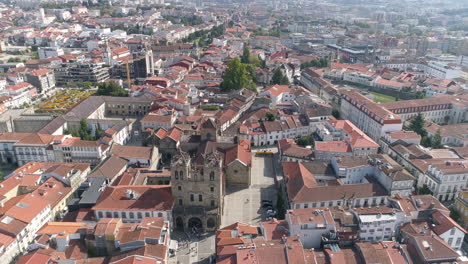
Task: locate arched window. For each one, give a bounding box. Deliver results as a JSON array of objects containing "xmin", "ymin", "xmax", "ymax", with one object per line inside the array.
[
  {"xmin": 158, "ymin": 212, "xmax": 163, "ymax": 217},
  {"xmin": 180, "ymin": 171, "xmax": 184, "ymax": 180},
  {"xmin": 210, "ymin": 171, "xmax": 215, "ymax": 181},
  {"xmin": 175, "ymin": 171, "xmax": 179, "ymax": 179}
]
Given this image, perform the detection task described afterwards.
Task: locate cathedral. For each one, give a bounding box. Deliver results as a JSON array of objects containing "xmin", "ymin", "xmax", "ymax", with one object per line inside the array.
[{"xmin": 170, "ymin": 118, "xmax": 252, "ymax": 231}]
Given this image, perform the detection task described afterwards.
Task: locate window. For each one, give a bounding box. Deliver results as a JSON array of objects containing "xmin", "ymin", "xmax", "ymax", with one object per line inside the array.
[
  {"xmin": 199, "ymin": 194, "xmax": 203, "ymax": 202},
  {"xmin": 190, "ymin": 194, "xmax": 194, "ymax": 202},
  {"xmin": 210, "ymin": 172, "xmax": 215, "ymax": 181},
  {"xmin": 304, "ymin": 203, "xmax": 309, "ymax": 208},
  {"xmin": 145, "ymin": 212, "xmax": 150, "ymax": 217},
  {"xmin": 180, "ymin": 171, "xmax": 184, "ymax": 179},
  {"xmin": 113, "ymin": 212, "xmax": 119, "ymax": 218},
  {"xmin": 210, "ymin": 187, "xmax": 214, "ymax": 192},
  {"xmin": 450, "ymin": 228, "xmax": 456, "ymax": 235},
  {"xmin": 178, "ymin": 186, "xmax": 182, "ymax": 191},
  {"xmin": 179, "ymin": 199, "xmax": 183, "ymax": 206},
  {"xmin": 106, "ymin": 212, "xmax": 112, "ymax": 218},
  {"xmin": 456, "ymin": 237, "xmax": 462, "ymax": 245},
  {"xmin": 129, "ymin": 212, "xmax": 134, "ymax": 219},
  {"xmin": 175, "ymin": 171, "xmax": 179, "ymax": 179},
  {"xmin": 137, "ymin": 212, "xmax": 142, "ymax": 219},
  {"xmin": 448, "ymin": 238, "xmax": 453, "ymax": 245},
  {"xmin": 122, "ymin": 212, "xmax": 126, "ymax": 218},
  {"xmin": 98, "ymin": 211, "xmax": 103, "ymax": 218},
  {"xmin": 211, "ymin": 200, "xmax": 215, "ymax": 207}
]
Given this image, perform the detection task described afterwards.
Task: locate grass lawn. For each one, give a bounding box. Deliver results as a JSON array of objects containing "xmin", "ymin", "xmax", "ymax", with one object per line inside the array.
[{"xmin": 369, "ymin": 92, "xmax": 397, "ymax": 103}]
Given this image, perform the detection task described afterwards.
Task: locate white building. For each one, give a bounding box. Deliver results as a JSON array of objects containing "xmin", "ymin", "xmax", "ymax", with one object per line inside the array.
[
  {"xmin": 38, "ymin": 46, "xmax": 64, "ymax": 60},
  {"xmin": 418, "ymin": 159, "xmax": 468, "ymax": 201},
  {"xmin": 340, "ymin": 90, "xmax": 403, "ymax": 144},
  {"xmin": 286, "ymin": 208, "xmax": 336, "ymax": 249}
]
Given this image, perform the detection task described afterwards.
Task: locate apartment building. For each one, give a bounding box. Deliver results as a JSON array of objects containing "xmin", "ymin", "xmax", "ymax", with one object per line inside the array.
[
  {"xmin": 331, "ymin": 154, "xmax": 415, "ymax": 196},
  {"xmin": 340, "ymin": 90, "xmax": 403, "ymax": 144},
  {"xmin": 417, "ymin": 159, "xmax": 468, "ymax": 201},
  {"xmin": 354, "ymin": 206, "xmax": 406, "ymax": 242},
  {"xmin": 53, "ymin": 62, "xmax": 109, "ymax": 85},
  {"xmin": 286, "ymin": 208, "xmax": 336, "ymax": 249},
  {"xmin": 314, "ymin": 119, "xmax": 379, "ymax": 161},
  {"xmin": 381, "ymin": 94, "xmax": 468, "ymax": 125},
  {"xmin": 52, "ymin": 136, "xmax": 110, "ymax": 167},
  {"xmin": 0, "ymin": 195, "xmax": 51, "ymax": 264},
  {"xmin": 25, "ymin": 68, "xmax": 56, "ymax": 94},
  {"xmin": 425, "ymin": 122, "xmax": 468, "ymax": 147},
  {"xmin": 0, "ymin": 132, "xmax": 55, "ymax": 165}
]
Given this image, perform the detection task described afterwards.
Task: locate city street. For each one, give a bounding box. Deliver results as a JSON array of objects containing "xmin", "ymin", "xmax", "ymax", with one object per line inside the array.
[{"xmin": 221, "ymin": 152, "xmax": 278, "ymax": 227}]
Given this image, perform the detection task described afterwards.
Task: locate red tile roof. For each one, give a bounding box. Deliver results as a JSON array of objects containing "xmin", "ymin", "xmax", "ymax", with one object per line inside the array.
[{"xmin": 92, "ymin": 185, "xmax": 174, "ymax": 212}]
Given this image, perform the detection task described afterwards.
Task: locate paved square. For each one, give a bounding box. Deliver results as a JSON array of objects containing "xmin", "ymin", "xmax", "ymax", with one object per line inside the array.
[{"xmin": 221, "ymin": 154, "xmax": 278, "ymax": 227}]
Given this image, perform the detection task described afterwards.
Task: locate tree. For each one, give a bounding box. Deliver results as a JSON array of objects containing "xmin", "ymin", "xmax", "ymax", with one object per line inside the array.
[
  {"xmin": 241, "ymin": 45, "xmax": 250, "ymax": 64},
  {"xmin": 276, "ymin": 190, "xmax": 286, "ymax": 220},
  {"xmin": 271, "ymin": 68, "xmax": 289, "ymax": 85},
  {"xmin": 332, "ymin": 109, "xmax": 340, "ymax": 119},
  {"xmin": 0, "ymin": 172, "xmax": 3, "ymax": 182},
  {"xmin": 296, "ymin": 136, "xmax": 313, "ymax": 147},
  {"xmin": 221, "ymin": 58, "xmax": 256, "ymax": 92},
  {"xmin": 450, "ymin": 206, "xmax": 461, "ymax": 223},
  {"xmin": 408, "ymin": 113, "xmax": 426, "ymax": 136},
  {"xmin": 96, "ymin": 82, "xmax": 129, "ymax": 97},
  {"xmin": 431, "ymin": 129, "xmax": 443, "ymax": 149},
  {"xmin": 417, "ymin": 184, "xmax": 432, "ymax": 195},
  {"xmin": 265, "ymin": 112, "xmax": 276, "ymax": 121},
  {"xmin": 421, "ymin": 136, "xmax": 432, "ymax": 147}
]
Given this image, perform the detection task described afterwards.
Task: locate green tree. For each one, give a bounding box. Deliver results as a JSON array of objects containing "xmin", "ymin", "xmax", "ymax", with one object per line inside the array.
[
  {"xmin": 96, "ymin": 82, "xmax": 129, "ymax": 97},
  {"xmin": 265, "ymin": 112, "xmax": 276, "ymax": 121},
  {"xmin": 95, "ymin": 124, "xmax": 104, "ymax": 139},
  {"xmin": 408, "ymin": 113, "xmax": 426, "ymax": 136},
  {"xmin": 431, "ymin": 129, "xmax": 443, "ymax": 149},
  {"xmin": 421, "ymin": 136, "xmax": 432, "ymax": 147},
  {"xmin": 450, "ymin": 206, "xmax": 461, "ymax": 223},
  {"xmin": 276, "ymin": 190, "xmax": 286, "ymax": 220},
  {"xmin": 241, "ymin": 45, "xmax": 250, "ymax": 64},
  {"xmin": 332, "ymin": 109, "xmax": 340, "ymax": 119},
  {"xmin": 296, "ymin": 136, "xmax": 313, "ymax": 147},
  {"xmin": 271, "ymin": 68, "xmax": 289, "ymax": 85},
  {"xmin": 221, "ymin": 58, "xmax": 256, "ymax": 92},
  {"xmin": 417, "ymin": 184, "xmax": 432, "ymax": 195}
]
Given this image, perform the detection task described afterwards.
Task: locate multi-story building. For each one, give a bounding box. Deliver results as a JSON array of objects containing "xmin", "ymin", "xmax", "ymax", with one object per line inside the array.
[
  {"xmin": 455, "ymin": 189, "xmax": 468, "ymax": 229},
  {"xmin": 314, "ymin": 120, "xmax": 379, "ymax": 161},
  {"xmin": 286, "ymin": 208, "xmax": 336, "ymax": 249},
  {"xmin": 0, "ymin": 195, "xmax": 51, "ymax": 264},
  {"xmin": 381, "ymin": 94, "xmax": 468, "ymax": 125},
  {"xmin": 331, "ymin": 154, "xmax": 415, "ymax": 196},
  {"xmin": 52, "ymin": 136, "xmax": 110, "ymax": 167},
  {"xmin": 25, "ymin": 68, "xmax": 56, "ymax": 94},
  {"xmin": 431, "ymin": 210, "xmax": 466, "ymax": 250},
  {"xmin": 53, "ymin": 62, "xmax": 109, "ymax": 85},
  {"xmin": 340, "ymin": 90, "xmax": 403, "ymax": 144},
  {"xmin": 354, "ymin": 206, "xmax": 406, "ymax": 242},
  {"xmin": 0, "ymin": 132, "xmax": 55, "ymax": 165},
  {"xmin": 417, "ymin": 159, "xmax": 468, "ymax": 201},
  {"xmin": 92, "ymin": 185, "xmax": 174, "ymax": 223},
  {"xmin": 283, "ymin": 162, "xmax": 388, "ymax": 210},
  {"xmin": 425, "ymin": 122, "xmax": 468, "ymax": 147}
]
